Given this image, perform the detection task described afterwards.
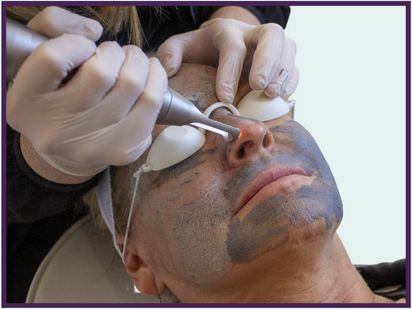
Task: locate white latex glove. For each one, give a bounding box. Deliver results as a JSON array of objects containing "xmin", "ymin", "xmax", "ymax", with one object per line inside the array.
[
  {"xmin": 158, "ymin": 18, "xmax": 299, "ymax": 103},
  {"xmin": 7, "ymin": 7, "xmax": 168, "ymax": 176}
]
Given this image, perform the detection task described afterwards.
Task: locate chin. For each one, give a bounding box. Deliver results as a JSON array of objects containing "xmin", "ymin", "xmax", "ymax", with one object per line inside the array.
[{"xmin": 277, "ymin": 212, "xmax": 341, "ymax": 250}]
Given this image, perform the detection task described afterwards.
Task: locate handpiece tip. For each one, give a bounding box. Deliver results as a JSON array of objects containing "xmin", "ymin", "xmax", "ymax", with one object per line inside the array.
[{"xmin": 230, "ymin": 128, "xmax": 241, "ymax": 142}]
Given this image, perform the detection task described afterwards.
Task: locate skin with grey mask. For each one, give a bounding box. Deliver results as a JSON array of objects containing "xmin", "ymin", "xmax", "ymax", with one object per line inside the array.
[
  {"xmin": 127, "ymin": 108, "xmax": 342, "ymax": 290},
  {"xmin": 224, "ymin": 114, "xmax": 343, "ymax": 263},
  {"xmin": 122, "ymin": 65, "xmax": 342, "ymax": 283},
  {"xmin": 112, "ymin": 64, "xmax": 399, "ymax": 303}
]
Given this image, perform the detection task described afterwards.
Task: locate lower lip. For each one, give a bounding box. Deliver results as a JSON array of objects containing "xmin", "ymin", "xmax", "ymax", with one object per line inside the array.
[{"xmin": 235, "ymin": 174, "xmax": 314, "ymax": 221}]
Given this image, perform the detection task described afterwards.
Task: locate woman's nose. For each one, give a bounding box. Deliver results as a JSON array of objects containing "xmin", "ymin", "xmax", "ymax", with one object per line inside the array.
[{"xmin": 227, "ymin": 120, "xmax": 275, "ymax": 168}]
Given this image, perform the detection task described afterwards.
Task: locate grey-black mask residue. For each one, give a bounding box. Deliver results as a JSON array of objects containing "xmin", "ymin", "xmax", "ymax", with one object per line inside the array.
[{"xmin": 225, "ymin": 120, "xmax": 343, "ymax": 263}]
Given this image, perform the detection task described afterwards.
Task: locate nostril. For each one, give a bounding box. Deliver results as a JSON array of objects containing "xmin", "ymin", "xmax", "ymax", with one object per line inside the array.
[
  {"xmin": 231, "ymin": 125, "xmax": 273, "ymax": 164},
  {"xmin": 237, "ymin": 141, "xmax": 254, "ymax": 159},
  {"xmin": 237, "ymin": 144, "xmax": 245, "ymax": 159},
  {"xmin": 262, "ymin": 132, "xmax": 272, "ymax": 148}
]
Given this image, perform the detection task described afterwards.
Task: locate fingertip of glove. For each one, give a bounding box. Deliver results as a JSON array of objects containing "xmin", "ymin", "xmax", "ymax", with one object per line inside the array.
[
  {"xmin": 250, "ymin": 75, "xmax": 267, "ymax": 90},
  {"xmin": 147, "ymin": 58, "xmax": 168, "ymax": 90},
  {"xmin": 263, "ymin": 88, "xmax": 278, "ymax": 100},
  {"xmin": 217, "ymin": 89, "xmax": 234, "ymax": 104},
  {"xmin": 167, "ymin": 66, "xmax": 179, "ymax": 77},
  {"xmin": 264, "ymin": 85, "xmax": 282, "ymax": 99},
  {"xmin": 84, "ymin": 20, "xmax": 103, "ymax": 42},
  {"xmin": 149, "ymin": 57, "xmax": 160, "ymax": 65},
  {"xmin": 161, "ymin": 59, "xmax": 179, "ymax": 77}
]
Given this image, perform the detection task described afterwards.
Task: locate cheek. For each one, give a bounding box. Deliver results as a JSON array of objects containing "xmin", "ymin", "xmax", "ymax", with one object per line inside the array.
[
  {"xmin": 136, "ymin": 165, "xmax": 234, "ymax": 285},
  {"xmin": 269, "ymin": 121, "xmax": 325, "ymax": 173},
  {"xmin": 271, "ymin": 131, "xmax": 294, "ymax": 154},
  {"xmin": 223, "ymin": 120, "xmax": 344, "ymax": 264}
]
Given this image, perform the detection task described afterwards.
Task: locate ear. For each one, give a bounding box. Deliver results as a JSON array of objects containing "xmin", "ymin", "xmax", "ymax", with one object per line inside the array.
[{"xmin": 118, "ymin": 235, "xmax": 166, "ymax": 296}]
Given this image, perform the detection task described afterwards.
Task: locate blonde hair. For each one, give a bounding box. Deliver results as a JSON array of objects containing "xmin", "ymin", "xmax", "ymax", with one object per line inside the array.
[{"xmin": 6, "ymin": 6, "xmax": 143, "ymax": 47}]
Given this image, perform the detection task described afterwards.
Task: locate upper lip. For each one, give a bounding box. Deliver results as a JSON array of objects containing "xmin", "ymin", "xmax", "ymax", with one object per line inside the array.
[{"xmin": 232, "ymin": 165, "xmax": 310, "ymax": 215}]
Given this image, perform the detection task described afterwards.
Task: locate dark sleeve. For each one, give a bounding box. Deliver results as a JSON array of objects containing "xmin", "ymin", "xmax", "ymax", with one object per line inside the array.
[
  {"xmin": 6, "ymin": 124, "xmax": 101, "ymax": 224},
  {"xmin": 241, "ymin": 6, "xmax": 291, "ymax": 28},
  {"xmin": 355, "ymin": 259, "xmax": 406, "ymax": 301}
]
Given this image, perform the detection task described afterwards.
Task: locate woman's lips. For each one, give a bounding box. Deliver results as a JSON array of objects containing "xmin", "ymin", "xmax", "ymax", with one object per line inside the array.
[{"xmin": 233, "ymin": 165, "xmax": 316, "ymax": 221}]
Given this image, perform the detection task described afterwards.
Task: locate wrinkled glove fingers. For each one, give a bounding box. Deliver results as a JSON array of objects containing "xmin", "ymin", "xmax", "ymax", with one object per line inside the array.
[
  {"xmin": 248, "ymin": 23, "xmax": 285, "ymax": 90},
  {"xmin": 215, "ymin": 41, "xmax": 247, "ymax": 103},
  {"xmin": 97, "ymin": 57, "xmax": 167, "ymax": 165},
  {"xmin": 27, "ymin": 6, "xmax": 102, "ymax": 41},
  {"xmin": 93, "ymin": 45, "xmax": 150, "ymax": 125},
  {"xmin": 10, "ymin": 34, "xmax": 96, "ymax": 98},
  {"xmin": 127, "ymin": 57, "xmax": 168, "ymax": 136},
  {"xmin": 264, "ymin": 37, "xmax": 297, "ymax": 98},
  {"xmin": 65, "ymin": 41, "xmax": 126, "ymax": 112},
  {"xmin": 214, "ymin": 27, "xmax": 247, "ymax": 103},
  {"xmin": 280, "ymin": 65, "xmax": 299, "ymax": 101},
  {"xmin": 157, "ymin": 37, "xmax": 184, "ymax": 77},
  {"xmin": 158, "ymin": 29, "xmax": 218, "ymax": 77}
]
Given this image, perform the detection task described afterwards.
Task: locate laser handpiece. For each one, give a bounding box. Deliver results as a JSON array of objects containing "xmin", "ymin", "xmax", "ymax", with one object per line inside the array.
[
  {"xmin": 6, "ymin": 18, "xmax": 241, "ymax": 141},
  {"xmin": 158, "ymin": 89, "xmax": 241, "ymax": 141}
]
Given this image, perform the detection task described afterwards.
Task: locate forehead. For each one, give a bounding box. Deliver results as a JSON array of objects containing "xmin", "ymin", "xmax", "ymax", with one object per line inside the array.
[
  {"xmin": 167, "ymin": 64, "xmax": 219, "ymax": 111},
  {"xmin": 167, "ymin": 64, "xmax": 253, "ymax": 111}
]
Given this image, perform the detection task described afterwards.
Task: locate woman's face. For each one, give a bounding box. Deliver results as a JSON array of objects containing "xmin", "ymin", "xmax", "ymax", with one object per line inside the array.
[{"xmin": 123, "ymin": 65, "xmax": 343, "ymax": 293}]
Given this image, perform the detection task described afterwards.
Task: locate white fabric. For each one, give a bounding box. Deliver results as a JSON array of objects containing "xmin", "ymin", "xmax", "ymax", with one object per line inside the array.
[{"xmin": 96, "ymin": 168, "xmax": 122, "ymax": 258}]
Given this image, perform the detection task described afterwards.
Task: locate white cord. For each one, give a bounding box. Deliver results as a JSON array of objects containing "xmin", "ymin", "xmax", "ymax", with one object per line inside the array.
[{"xmin": 122, "ymin": 164, "xmax": 152, "ymax": 264}]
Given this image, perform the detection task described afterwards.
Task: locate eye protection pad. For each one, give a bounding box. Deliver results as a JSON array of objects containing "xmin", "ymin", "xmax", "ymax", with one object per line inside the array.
[
  {"xmin": 143, "ymin": 103, "xmax": 239, "ymax": 172},
  {"xmin": 236, "ymin": 90, "xmax": 295, "ymax": 122}
]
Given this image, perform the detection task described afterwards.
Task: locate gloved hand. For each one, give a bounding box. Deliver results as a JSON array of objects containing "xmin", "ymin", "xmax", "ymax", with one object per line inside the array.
[
  {"xmin": 157, "ymin": 18, "xmax": 299, "ymax": 103},
  {"xmin": 7, "ymin": 7, "xmax": 168, "ymax": 176}
]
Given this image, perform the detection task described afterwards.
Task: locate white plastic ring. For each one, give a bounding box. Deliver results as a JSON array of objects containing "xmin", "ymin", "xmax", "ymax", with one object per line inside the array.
[{"xmin": 199, "ymin": 103, "xmax": 240, "ymax": 136}]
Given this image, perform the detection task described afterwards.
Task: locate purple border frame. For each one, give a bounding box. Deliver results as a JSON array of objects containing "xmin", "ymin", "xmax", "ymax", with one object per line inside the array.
[{"xmin": 2, "ymin": 1, "xmax": 410, "ymax": 308}]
